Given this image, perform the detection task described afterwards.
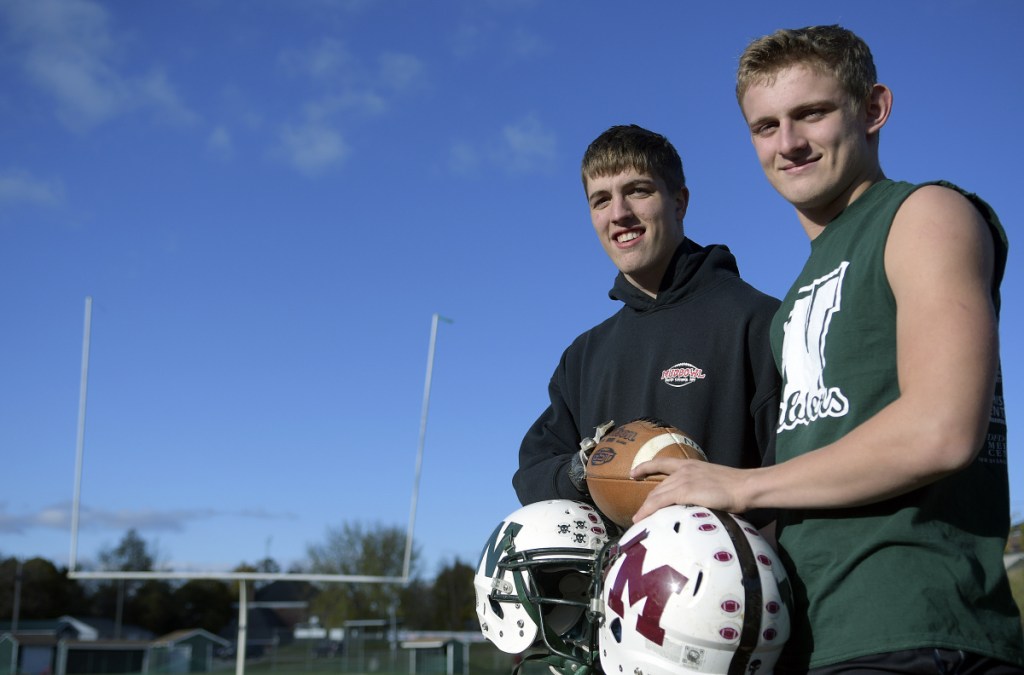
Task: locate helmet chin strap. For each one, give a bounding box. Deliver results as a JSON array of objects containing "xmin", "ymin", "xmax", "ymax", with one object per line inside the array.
[
  {"xmin": 512, "ymin": 651, "xmax": 596, "ymax": 675},
  {"xmin": 508, "ymin": 558, "xmax": 602, "ymax": 675},
  {"xmin": 511, "ymin": 568, "xmax": 594, "ymax": 667}
]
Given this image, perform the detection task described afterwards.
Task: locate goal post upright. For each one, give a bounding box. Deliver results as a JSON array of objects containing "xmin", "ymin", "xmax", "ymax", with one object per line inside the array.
[
  {"xmin": 402, "ymin": 313, "xmax": 452, "ymax": 581},
  {"xmin": 69, "ymin": 295, "xmax": 92, "ymax": 573}
]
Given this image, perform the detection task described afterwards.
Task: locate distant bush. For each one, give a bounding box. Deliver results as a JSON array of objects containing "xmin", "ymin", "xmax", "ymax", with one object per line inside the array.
[{"xmin": 1009, "ymin": 561, "xmax": 1024, "ymax": 622}]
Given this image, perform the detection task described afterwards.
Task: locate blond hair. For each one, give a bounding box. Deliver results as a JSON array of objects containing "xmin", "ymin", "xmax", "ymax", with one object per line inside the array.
[{"xmin": 736, "ymin": 25, "xmax": 877, "ymax": 107}]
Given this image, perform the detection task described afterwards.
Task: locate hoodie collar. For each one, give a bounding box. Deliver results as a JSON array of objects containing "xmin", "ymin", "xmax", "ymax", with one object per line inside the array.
[{"xmin": 609, "ymin": 238, "xmax": 741, "ymax": 312}]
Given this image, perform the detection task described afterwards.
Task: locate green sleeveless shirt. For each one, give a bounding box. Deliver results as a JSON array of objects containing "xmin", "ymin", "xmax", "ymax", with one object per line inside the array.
[{"xmin": 769, "ymin": 179, "xmax": 1023, "ymax": 669}]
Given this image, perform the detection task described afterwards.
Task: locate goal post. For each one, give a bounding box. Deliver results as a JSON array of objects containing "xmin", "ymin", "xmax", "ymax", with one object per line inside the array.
[{"xmin": 64, "ymin": 298, "xmax": 452, "ymax": 675}]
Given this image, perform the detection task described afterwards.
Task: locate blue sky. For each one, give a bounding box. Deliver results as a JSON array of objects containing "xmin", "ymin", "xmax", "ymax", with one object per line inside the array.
[{"xmin": 1, "ymin": 0, "xmax": 1022, "ymax": 580}]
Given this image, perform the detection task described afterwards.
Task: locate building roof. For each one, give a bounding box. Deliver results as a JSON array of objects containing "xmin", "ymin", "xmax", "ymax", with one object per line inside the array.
[
  {"xmin": 56, "ymin": 616, "xmax": 154, "ymax": 641},
  {"xmin": 253, "ymin": 580, "xmax": 318, "ymax": 603},
  {"xmin": 153, "ymin": 629, "xmax": 230, "ymax": 647},
  {"xmin": 0, "ymin": 620, "xmax": 71, "ymax": 635},
  {"xmin": 1, "ymin": 634, "xmax": 61, "ymax": 647}
]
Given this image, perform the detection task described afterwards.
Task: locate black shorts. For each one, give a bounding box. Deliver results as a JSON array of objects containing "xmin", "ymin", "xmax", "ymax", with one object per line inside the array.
[{"xmin": 776, "ymin": 648, "xmax": 1024, "ymax": 675}]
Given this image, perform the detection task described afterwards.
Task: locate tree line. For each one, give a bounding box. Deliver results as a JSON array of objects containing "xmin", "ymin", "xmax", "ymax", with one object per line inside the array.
[{"xmin": 0, "ymin": 524, "xmax": 478, "ymax": 638}]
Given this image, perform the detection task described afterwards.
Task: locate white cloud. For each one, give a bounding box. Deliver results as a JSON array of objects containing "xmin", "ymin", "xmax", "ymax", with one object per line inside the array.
[
  {"xmin": 377, "ymin": 52, "xmax": 425, "ymax": 93},
  {"xmin": 450, "ymin": 22, "xmax": 484, "ymax": 59},
  {"xmin": 304, "ymin": 90, "xmax": 388, "ymax": 119},
  {"xmin": 449, "ymin": 15, "xmax": 544, "ymax": 62},
  {"xmin": 448, "ymin": 141, "xmax": 480, "ymax": 175},
  {"xmin": 36, "ymin": 507, "xmax": 68, "ymax": 527},
  {"xmin": 137, "ymin": 68, "xmax": 200, "ymax": 127},
  {"xmin": 1, "ymin": 0, "xmax": 197, "ymax": 131},
  {"xmin": 445, "ymin": 116, "xmax": 558, "ymax": 176},
  {"xmin": 0, "ymin": 169, "xmax": 64, "ymax": 206},
  {"xmin": 499, "ymin": 115, "xmax": 557, "ymax": 173},
  {"xmin": 280, "ymin": 37, "xmax": 354, "ymax": 82},
  {"xmin": 272, "ymin": 41, "xmax": 423, "ymax": 175},
  {"xmin": 307, "ymin": 0, "xmax": 378, "ymax": 11},
  {"xmin": 481, "ymin": 0, "xmax": 542, "ymax": 8},
  {"xmin": 0, "ymin": 501, "xmax": 297, "ymax": 534},
  {"xmin": 279, "ymin": 40, "xmax": 424, "ymax": 120},
  {"xmin": 506, "ymin": 27, "xmax": 546, "ymax": 60},
  {"xmin": 278, "ymin": 121, "xmax": 350, "ymax": 175},
  {"xmin": 207, "ymin": 125, "xmax": 233, "ymax": 160}
]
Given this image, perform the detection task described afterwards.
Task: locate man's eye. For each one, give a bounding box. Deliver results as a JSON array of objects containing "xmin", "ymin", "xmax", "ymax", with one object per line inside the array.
[{"xmin": 753, "ymin": 124, "xmax": 776, "ymax": 137}]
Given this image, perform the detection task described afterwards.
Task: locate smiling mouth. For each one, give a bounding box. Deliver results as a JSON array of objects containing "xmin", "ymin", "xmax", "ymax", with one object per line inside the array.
[
  {"xmin": 616, "ymin": 230, "xmax": 641, "ymax": 244},
  {"xmin": 782, "ymin": 156, "xmax": 820, "ymax": 171}
]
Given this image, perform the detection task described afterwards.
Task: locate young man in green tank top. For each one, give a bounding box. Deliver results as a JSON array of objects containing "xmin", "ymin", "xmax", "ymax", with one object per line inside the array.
[{"xmin": 629, "ymin": 25, "xmax": 1024, "ymax": 674}]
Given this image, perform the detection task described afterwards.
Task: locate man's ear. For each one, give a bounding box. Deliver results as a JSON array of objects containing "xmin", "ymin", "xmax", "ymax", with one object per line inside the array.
[
  {"xmin": 675, "ymin": 186, "xmax": 690, "ymax": 225},
  {"xmin": 864, "ymin": 83, "xmax": 893, "ymax": 136}
]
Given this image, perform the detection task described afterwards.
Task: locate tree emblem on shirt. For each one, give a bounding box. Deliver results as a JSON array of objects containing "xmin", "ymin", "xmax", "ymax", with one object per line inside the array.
[{"xmin": 778, "ymin": 262, "xmax": 851, "ymax": 432}]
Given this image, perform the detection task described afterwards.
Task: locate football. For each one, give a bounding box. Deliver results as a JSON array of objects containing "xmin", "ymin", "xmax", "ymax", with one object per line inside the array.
[{"xmin": 585, "ymin": 417, "xmax": 707, "ymax": 528}]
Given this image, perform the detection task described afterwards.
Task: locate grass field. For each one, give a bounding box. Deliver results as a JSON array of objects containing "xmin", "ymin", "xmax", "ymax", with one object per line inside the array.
[
  {"xmin": 207, "ymin": 639, "xmax": 522, "ymax": 675},
  {"xmin": 223, "ymin": 574, "xmax": 1024, "ymax": 675},
  {"xmin": 193, "ymin": 568, "xmax": 1024, "ymax": 675}
]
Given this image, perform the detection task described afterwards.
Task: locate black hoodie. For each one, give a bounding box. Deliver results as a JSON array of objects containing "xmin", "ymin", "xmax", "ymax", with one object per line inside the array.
[{"xmin": 513, "ymin": 238, "xmax": 780, "ymax": 518}]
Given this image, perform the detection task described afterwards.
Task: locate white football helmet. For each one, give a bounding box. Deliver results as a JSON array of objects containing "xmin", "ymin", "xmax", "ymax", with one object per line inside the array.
[
  {"xmin": 598, "ymin": 505, "xmax": 791, "ymax": 674},
  {"xmin": 475, "ymin": 500, "xmax": 610, "ymax": 673}
]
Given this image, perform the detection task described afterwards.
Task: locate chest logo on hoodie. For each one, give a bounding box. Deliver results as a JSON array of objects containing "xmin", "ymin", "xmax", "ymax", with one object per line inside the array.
[{"xmin": 661, "ymin": 363, "xmax": 706, "ymax": 388}]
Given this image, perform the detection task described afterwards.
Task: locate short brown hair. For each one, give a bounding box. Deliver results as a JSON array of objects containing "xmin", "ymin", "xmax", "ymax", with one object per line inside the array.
[
  {"xmin": 736, "ymin": 25, "xmax": 877, "ymax": 107},
  {"xmin": 581, "ymin": 124, "xmax": 685, "ymax": 194}
]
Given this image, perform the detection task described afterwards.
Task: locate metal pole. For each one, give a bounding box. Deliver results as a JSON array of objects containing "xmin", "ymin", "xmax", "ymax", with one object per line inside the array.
[
  {"xmin": 69, "ymin": 296, "xmax": 92, "ymax": 572},
  {"xmin": 11, "ymin": 559, "xmax": 22, "ymax": 634},
  {"xmin": 114, "ymin": 579, "xmax": 124, "ymax": 639},
  {"xmin": 235, "ymin": 580, "xmax": 248, "ymax": 675},
  {"xmin": 402, "ymin": 313, "xmax": 452, "ymax": 580}
]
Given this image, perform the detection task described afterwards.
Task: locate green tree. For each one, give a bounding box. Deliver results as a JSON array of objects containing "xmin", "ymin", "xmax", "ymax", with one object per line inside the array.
[
  {"xmin": 0, "ymin": 557, "xmax": 90, "ymax": 620},
  {"xmin": 306, "ymin": 522, "xmax": 419, "ymax": 627},
  {"xmin": 173, "ymin": 579, "xmax": 233, "ymax": 633},
  {"xmin": 428, "ymin": 558, "xmax": 476, "ymax": 631},
  {"xmin": 98, "ymin": 529, "xmax": 157, "ymax": 571},
  {"xmin": 92, "ymin": 529, "xmax": 165, "ymax": 636},
  {"xmin": 231, "ymin": 556, "xmax": 282, "ymax": 594},
  {"xmin": 398, "ymin": 577, "xmax": 433, "ymax": 629},
  {"xmin": 129, "ymin": 579, "xmax": 176, "ymax": 635},
  {"xmin": 254, "ymin": 557, "xmax": 281, "ymax": 574},
  {"xmin": 228, "ymin": 563, "xmax": 259, "ymax": 602}
]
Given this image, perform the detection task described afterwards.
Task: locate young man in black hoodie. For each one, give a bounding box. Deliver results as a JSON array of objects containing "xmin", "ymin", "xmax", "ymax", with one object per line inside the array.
[{"xmin": 512, "ymin": 124, "xmax": 780, "ymax": 519}]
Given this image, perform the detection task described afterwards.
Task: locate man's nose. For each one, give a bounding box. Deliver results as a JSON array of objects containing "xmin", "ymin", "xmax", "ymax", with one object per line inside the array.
[
  {"xmin": 778, "ymin": 121, "xmax": 809, "ymax": 156},
  {"xmin": 609, "ymin": 195, "xmax": 633, "ymax": 221}
]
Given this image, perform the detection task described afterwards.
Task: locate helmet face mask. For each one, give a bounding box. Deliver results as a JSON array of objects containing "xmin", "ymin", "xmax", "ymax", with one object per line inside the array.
[
  {"xmin": 598, "ymin": 505, "xmax": 791, "ymax": 675},
  {"xmin": 475, "ymin": 500, "xmax": 610, "ymax": 671}
]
